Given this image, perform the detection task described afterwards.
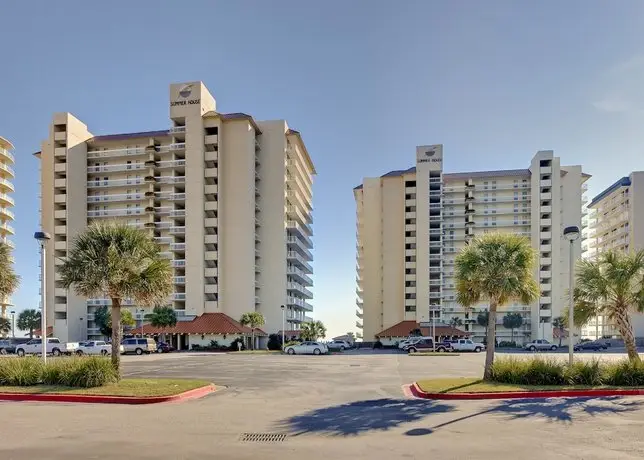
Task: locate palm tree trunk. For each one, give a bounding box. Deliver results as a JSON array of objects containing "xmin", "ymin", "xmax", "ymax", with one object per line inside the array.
[
  {"xmin": 559, "ymin": 329, "xmax": 562, "ymax": 348},
  {"xmin": 483, "ymin": 302, "xmax": 498, "ymax": 380},
  {"xmin": 111, "ymin": 298, "xmax": 122, "ymax": 376},
  {"xmin": 251, "ymin": 329, "xmax": 255, "ymax": 351},
  {"xmin": 613, "ymin": 307, "xmax": 640, "ymax": 362},
  {"xmin": 510, "ymin": 328, "xmax": 514, "ymax": 344}
]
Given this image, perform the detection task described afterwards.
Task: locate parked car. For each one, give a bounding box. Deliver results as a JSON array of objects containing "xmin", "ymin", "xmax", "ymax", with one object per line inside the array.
[
  {"xmin": 524, "ymin": 339, "xmax": 558, "ymax": 351},
  {"xmin": 15, "ymin": 338, "xmax": 80, "ymax": 357},
  {"xmin": 76, "ymin": 340, "xmax": 122, "ymax": 356},
  {"xmin": 405, "ymin": 338, "xmax": 451, "ymax": 353},
  {"xmin": 0, "ymin": 340, "xmax": 16, "ymax": 355},
  {"xmin": 156, "ymin": 342, "xmax": 175, "ymax": 353},
  {"xmin": 284, "ymin": 341, "xmax": 329, "ymax": 355},
  {"xmin": 574, "ymin": 341, "xmax": 608, "ymax": 352},
  {"xmin": 121, "ymin": 337, "xmax": 157, "ymax": 355},
  {"xmin": 327, "ymin": 340, "xmax": 352, "ymax": 351},
  {"xmin": 449, "ymin": 339, "xmax": 485, "ymax": 353}
]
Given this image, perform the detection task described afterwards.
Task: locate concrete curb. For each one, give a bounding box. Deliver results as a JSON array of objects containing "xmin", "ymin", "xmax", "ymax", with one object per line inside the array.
[
  {"xmin": 0, "ymin": 383, "xmax": 216, "ymax": 405},
  {"xmin": 409, "ymin": 382, "xmax": 644, "ymax": 400}
]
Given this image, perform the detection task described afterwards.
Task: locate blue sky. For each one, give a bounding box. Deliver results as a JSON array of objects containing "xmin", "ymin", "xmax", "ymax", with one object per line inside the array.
[{"xmin": 1, "ymin": 1, "xmax": 644, "ymax": 338}]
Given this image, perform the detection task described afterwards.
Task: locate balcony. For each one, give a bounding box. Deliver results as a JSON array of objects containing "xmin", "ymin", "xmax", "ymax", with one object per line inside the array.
[
  {"xmin": 170, "ymin": 243, "xmax": 186, "ymax": 251},
  {"xmin": 287, "ymin": 251, "xmax": 313, "ymax": 273},
  {"xmin": 169, "ymin": 226, "xmax": 186, "ymax": 235},
  {"xmin": 87, "ymin": 163, "xmax": 145, "ymax": 174},
  {"xmin": 205, "ymin": 184, "xmax": 218, "ymax": 195},
  {"xmin": 287, "ymin": 266, "xmax": 313, "ymax": 286},
  {"xmin": 88, "ymin": 208, "xmax": 143, "ymax": 218},
  {"xmin": 204, "ymin": 218, "xmax": 218, "ymax": 228},
  {"xmin": 204, "ymin": 134, "xmax": 218, "ymax": 145},
  {"xmin": 540, "ymin": 296, "xmax": 552, "ymax": 304},
  {"xmin": 540, "ymin": 193, "xmax": 552, "ymax": 200},
  {"xmin": 172, "ymin": 293, "xmax": 186, "ymax": 301},
  {"xmin": 157, "ymin": 159, "xmax": 186, "ymax": 169},
  {"xmin": 87, "ymin": 147, "xmax": 147, "ymax": 159},
  {"xmin": 0, "ymin": 207, "xmax": 15, "ymax": 220},
  {"xmin": 54, "ymin": 147, "xmax": 66, "ymax": 157},
  {"xmin": 157, "ymin": 176, "xmax": 186, "ymax": 184},
  {"xmin": 0, "ymin": 163, "xmax": 15, "ymax": 178},
  {"xmin": 540, "ymin": 244, "xmax": 552, "ymax": 252},
  {"xmin": 173, "ymin": 276, "xmax": 186, "ymax": 284},
  {"xmin": 287, "ymin": 221, "xmax": 314, "ymax": 242},
  {"xmin": 87, "ymin": 178, "xmax": 144, "ymax": 188},
  {"xmin": 87, "ymin": 193, "xmax": 144, "ymax": 203},
  {"xmin": 540, "ymin": 179, "xmax": 552, "ymax": 187},
  {"xmin": 0, "ymin": 193, "xmax": 14, "ymax": 207},
  {"xmin": 287, "ymin": 236, "xmax": 314, "ymax": 259},
  {"xmin": 171, "ymin": 260, "xmax": 186, "ymax": 268},
  {"xmin": 0, "ymin": 148, "xmax": 15, "ymax": 163},
  {"xmin": 356, "ymin": 310, "xmax": 363, "ymax": 319},
  {"xmin": 287, "ymin": 282, "xmax": 313, "ymax": 299}
]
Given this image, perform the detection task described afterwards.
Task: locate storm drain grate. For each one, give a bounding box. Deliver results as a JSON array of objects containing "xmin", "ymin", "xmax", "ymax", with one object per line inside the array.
[{"xmin": 239, "ymin": 433, "xmax": 287, "ymax": 443}]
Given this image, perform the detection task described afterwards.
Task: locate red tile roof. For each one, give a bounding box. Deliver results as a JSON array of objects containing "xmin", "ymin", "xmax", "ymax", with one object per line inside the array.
[
  {"xmin": 553, "ymin": 328, "xmax": 569, "ymax": 339},
  {"xmin": 375, "ymin": 321, "xmax": 470, "ymax": 338},
  {"xmin": 32, "ymin": 326, "xmax": 53, "ymax": 337},
  {"xmin": 129, "ymin": 313, "xmax": 267, "ymax": 336}
]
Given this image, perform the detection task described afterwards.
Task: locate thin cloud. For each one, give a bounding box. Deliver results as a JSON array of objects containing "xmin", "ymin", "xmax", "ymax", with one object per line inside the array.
[{"xmin": 592, "ymin": 55, "xmax": 644, "ymax": 113}]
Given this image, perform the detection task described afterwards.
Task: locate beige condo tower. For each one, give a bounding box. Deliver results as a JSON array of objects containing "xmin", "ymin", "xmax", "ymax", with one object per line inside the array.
[
  {"xmin": 354, "ymin": 145, "xmax": 588, "ymax": 345},
  {"xmin": 0, "ymin": 136, "xmax": 15, "ymax": 320},
  {"xmin": 37, "ymin": 82, "xmax": 315, "ymax": 349}
]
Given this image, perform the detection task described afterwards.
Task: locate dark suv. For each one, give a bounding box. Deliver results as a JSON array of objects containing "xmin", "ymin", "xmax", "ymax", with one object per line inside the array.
[
  {"xmin": 0, "ymin": 340, "xmax": 16, "ymax": 355},
  {"xmin": 405, "ymin": 338, "xmax": 451, "ymax": 353}
]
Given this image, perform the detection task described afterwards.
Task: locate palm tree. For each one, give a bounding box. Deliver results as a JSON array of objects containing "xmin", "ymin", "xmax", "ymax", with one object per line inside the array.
[
  {"xmin": 502, "ymin": 312, "xmax": 524, "ymax": 344},
  {"xmin": 145, "ymin": 306, "xmax": 177, "ymax": 342},
  {"xmin": 17, "ymin": 309, "xmax": 41, "ymax": 339},
  {"xmin": 300, "ymin": 320, "xmax": 327, "ymax": 341},
  {"xmin": 449, "ymin": 317, "xmax": 463, "ymax": 328},
  {"xmin": 573, "ymin": 250, "xmax": 644, "ymax": 362},
  {"xmin": 59, "ymin": 222, "xmax": 173, "ymax": 373},
  {"xmin": 239, "ymin": 312, "xmax": 265, "ymax": 350},
  {"xmin": 456, "ymin": 233, "xmax": 539, "ymax": 379},
  {"xmin": 0, "ymin": 242, "xmax": 19, "ymax": 318},
  {"xmin": 552, "ymin": 316, "xmax": 566, "ymax": 347},
  {"xmin": 0, "ymin": 317, "xmax": 10, "ymax": 337}
]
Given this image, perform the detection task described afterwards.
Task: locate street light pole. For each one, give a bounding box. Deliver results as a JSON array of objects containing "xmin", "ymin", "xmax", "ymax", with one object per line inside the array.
[
  {"xmin": 10, "ymin": 310, "xmax": 15, "ymax": 338},
  {"xmin": 281, "ymin": 305, "xmax": 285, "ymax": 350},
  {"xmin": 34, "ymin": 231, "xmax": 51, "ymax": 364},
  {"xmin": 564, "ymin": 225, "xmax": 580, "ymax": 367}
]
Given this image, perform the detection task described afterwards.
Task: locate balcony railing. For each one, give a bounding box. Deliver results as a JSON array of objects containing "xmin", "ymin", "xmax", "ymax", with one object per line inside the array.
[
  {"xmin": 87, "ymin": 147, "xmax": 147, "ymax": 159},
  {"xmin": 88, "ymin": 208, "xmax": 143, "ymax": 218},
  {"xmin": 0, "ymin": 193, "xmax": 14, "ymax": 206},
  {"xmin": 287, "ymin": 266, "xmax": 313, "ymax": 286},
  {"xmin": 87, "ymin": 178, "xmax": 144, "ymax": 188},
  {"xmin": 88, "ymin": 193, "xmax": 144, "ymax": 203},
  {"xmin": 0, "ymin": 163, "xmax": 15, "ymax": 177},
  {"xmin": 171, "ymin": 260, "xmax": 186, "ymax": 268},
  {"xmin": 87, "ymin": 164, "xmax": 145, "ymax": 173},
  {"xmin": 0, "ymin": 148, "xmax": 15, "ymax": 163}
]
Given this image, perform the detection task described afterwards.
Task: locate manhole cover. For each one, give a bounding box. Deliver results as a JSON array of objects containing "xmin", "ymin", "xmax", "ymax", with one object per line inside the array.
[{"xmin": 239, "ymin": 433, "xmax": 287, "ymax": 443}]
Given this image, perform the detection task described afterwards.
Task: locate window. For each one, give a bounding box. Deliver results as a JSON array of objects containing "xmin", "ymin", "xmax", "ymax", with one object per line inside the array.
[{"xmin": 405, "ymin": 306, "xmax": 416, "ymax": 312}]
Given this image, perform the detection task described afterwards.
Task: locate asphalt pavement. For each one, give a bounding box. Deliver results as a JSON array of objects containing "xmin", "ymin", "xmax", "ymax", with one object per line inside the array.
[{"xmin": 1, "ymin": 351, "xmax": 644, "ymax": 459}]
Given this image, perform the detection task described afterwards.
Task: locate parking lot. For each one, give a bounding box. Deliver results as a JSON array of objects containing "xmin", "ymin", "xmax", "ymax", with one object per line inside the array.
[{"xmin": 1, "ymin": 351, "xmax": 644, "ymax": 459}]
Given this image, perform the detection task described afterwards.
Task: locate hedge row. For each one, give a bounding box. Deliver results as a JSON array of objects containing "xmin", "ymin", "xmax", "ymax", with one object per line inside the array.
[
  {"xmin": 0, "ymin": 357, "xmax": 117, "ymax": 388},
  {"xmin": 490, "ymin": 357, "xmax": 644, "ymax": 386}
]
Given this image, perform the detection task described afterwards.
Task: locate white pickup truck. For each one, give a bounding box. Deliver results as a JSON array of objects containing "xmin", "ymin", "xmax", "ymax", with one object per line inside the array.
[
  {"xmin": 449, "ymin": 339, "xmax": 485, "ymax": 353},
  {"xmin": 15, "ymin": 338, "xmax": 80, "ymax": 357},
  {"xmin": 76, "ymin": 340, "xmax": 117, "ymax": 356}
]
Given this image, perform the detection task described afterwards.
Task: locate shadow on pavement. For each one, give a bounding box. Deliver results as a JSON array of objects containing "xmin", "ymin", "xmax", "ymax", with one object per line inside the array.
[
  {"xmin": 278, "ymin": 398, "xmax": 455, "ymax": 437},
  {"xmin": 411, "ymin": 396, "xmax": 644, "ymax": 436}
]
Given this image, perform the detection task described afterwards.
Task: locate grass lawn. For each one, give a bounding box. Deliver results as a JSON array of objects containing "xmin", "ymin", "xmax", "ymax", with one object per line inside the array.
[
  {"xmin": 0, "ymin": 379, "xmax": 212, "ymax": 397},
  {"xmin": 408, "ymin": 352, "xmax": 461, "ymax": 357},
  {"xmin": 416, "ymin": 378, "xmax": 644, "ymax": 394}
]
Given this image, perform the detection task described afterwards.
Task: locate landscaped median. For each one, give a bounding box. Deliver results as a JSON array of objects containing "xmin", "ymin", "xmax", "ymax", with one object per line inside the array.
[
  {"xmin": 0, "ymin": 357, "xmax": 215, "ymax": 404},
  {"xmin": 410, "ymin": 357, "xmax": 644, "ymax": 400}
]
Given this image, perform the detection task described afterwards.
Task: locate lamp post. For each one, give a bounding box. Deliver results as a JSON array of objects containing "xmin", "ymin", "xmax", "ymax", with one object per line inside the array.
[
  {"xmin": 563, "ymin": 225, "xmax": 580, "ymax": 366},
  {"xmin": 9, "ymin": 310, "xmax": 14, "ymax": 338},
  {"xmin": 34, "ymin": 231, "xmax": 51, "ymax": 363},
  {"xmin": 138, "ymin": 308, "xmax": 145, "ymax": 337},
  {"xmin": 281, "ymin": 305, "xmax": 285, "ymax": 350}
]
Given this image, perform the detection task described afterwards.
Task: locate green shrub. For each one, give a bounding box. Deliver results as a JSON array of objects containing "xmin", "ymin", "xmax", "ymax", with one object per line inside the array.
[
  {"xmin": 0, "ymin": 357, "xmax": 117, "ymax": 388},
  {"xmin": 284, "ymin": 341, "xmax": 300, "ymax": 347},
  {"xmin": 498, "ymin": 341, "xmax": 518, "ymax": 348},
  {"xmin": 603, "ymin": 360, "xmax": 644, "ymax": 386},
  {"xmin": 565, "ymin": 360, "xmax": 604, "ymax": 386},
  {"xmin": 0, "ymin": 357, "xmax": 43, "ymax": 386},
  {"xmin": 490, "ymin": 357, "xmax": 565, "ymax": 385}
]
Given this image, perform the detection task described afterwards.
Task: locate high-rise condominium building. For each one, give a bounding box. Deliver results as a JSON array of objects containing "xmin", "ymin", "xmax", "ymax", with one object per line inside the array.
[
  {"xmin": 0, "ymin": 136, "xmax": 15, "ymax": 320},
  {"xmin": 582, "ymin": 172, "xmax": 644, "ymax": 339},
  {"xmin": 354, "ymin": 145, "xmax": 588, "ymax": 345},
  {"xmin": 37, "ymin": 81, "xmax": 315, "ymax": 348}
]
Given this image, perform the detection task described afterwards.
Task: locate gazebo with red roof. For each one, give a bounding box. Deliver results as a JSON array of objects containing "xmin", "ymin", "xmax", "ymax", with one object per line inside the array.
[
  {"xmin": 129, "ymin": 313, "xmax": 267, "ymax": 350},
  {"xmin": 375, "ymin": 321, "xmax": 470, "ymax": 346}
]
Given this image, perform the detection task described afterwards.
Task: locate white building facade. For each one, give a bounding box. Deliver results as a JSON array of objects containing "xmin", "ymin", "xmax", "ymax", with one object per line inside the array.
[{"xmin": 355, "ymin": 145, "xmax": 588, "ymax": 345}]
